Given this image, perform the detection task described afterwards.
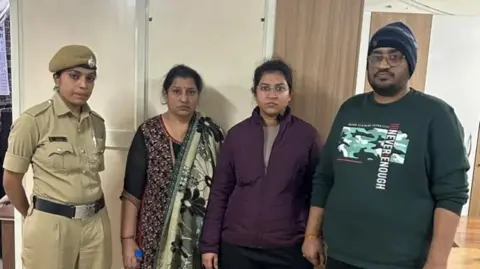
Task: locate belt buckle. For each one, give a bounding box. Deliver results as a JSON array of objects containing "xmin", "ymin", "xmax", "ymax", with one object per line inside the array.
[{"xmin": 73, "ymin": 203, "xmax": 96, "ymax": 219}]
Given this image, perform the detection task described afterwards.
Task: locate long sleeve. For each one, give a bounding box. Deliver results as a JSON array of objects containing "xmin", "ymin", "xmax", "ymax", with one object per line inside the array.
[
  {"xmin": 199, "ymin": 133, "xmax": 236, "ymax": 254},
  {"xmin": 428, "ymin": 106, "xmax": 469, "ymax": 215},
  {"xmin": 121, "ymin": 126, "xmax": 148, "ymax": 208},
  {"xmin": 310, "ymin": 111, "xmax": 344, "ymax": 208},
  {"xmin": 305, "ymin": 132, "xmax": 322, "ymax": 201}
]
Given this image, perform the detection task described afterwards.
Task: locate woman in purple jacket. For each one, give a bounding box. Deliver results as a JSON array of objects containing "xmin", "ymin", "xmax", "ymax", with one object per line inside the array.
[{"xmin": 200, "ymin": 59, "xmax": 321, "ymax": 269}]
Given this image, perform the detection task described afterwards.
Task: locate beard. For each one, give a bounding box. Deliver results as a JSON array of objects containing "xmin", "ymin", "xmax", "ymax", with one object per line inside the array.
[
  {"xmin": 371, "ymin": 83, "xmax": 402, "ymax": 97},
  {"xmin": 368, "ymin": 74, "xmax": 403, "ymax": 97}
]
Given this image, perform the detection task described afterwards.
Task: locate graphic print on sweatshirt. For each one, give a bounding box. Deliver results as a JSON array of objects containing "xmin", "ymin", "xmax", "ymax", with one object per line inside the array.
[{"xmin": 336, "ymin": 122, "xmax": 410, "ymax": 190}]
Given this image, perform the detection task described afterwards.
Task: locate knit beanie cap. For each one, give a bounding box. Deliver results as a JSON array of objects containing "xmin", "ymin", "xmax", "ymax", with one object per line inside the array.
[{"xmin": 368, "ymin": 22, "xmax": 418, "ymax": 76}]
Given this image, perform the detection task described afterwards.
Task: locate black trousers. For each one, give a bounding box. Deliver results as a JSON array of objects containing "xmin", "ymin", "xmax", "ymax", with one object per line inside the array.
[
  {"xmin": 326, "ymin": 257, "xmax": 363, "ymax": 269},
  {"xmin": 220, "ymin": 241, "xmax": 313, "ymax": 269}
]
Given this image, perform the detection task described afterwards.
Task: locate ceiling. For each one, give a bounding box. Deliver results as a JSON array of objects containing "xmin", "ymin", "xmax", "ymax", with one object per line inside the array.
[{"xmin": 364, "ymin": 0, "xmax": 480, "ymax": 15}]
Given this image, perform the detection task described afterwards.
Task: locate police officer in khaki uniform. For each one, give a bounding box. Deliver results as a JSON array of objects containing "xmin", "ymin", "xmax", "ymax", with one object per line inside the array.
[{"xmin": 2, "ymin": 44, "xmax": 112, "ymax": 269}]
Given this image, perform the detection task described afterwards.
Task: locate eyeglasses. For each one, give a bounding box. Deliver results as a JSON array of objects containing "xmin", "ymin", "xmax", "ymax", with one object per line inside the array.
[
  {"xmin": 257, "ymin": 85, "xmax": 288, "ymax": 93},
  {"xmin": 367, "ymin": 54, "xmax": 405, "ymax": 67}
]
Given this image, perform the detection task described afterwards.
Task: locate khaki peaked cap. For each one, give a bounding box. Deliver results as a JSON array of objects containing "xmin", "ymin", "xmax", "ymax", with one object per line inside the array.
[{"xmin": 49, "ymin": 44, "xmax": 97, "ymax": 73}]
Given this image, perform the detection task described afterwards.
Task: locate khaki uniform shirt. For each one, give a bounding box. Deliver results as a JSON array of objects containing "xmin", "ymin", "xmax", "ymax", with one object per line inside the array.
[{"xmin": 3, "ymin": 93, "xmax": 106, "ymax": 204}]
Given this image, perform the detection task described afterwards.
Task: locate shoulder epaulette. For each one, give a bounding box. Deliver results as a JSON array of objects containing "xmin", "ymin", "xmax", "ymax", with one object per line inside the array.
[
  {"xmin": 90, "ymin": 111, "xmax": 105, "ymax": 122},
  {"xmin": 23, "ymin": 99, "xmax": 53, "ymax": 117}
]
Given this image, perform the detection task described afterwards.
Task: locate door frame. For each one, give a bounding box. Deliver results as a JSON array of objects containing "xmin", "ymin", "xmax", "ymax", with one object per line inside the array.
[{"xmin": 468, "ymin": 122, "xmax": 480, "ymax": 217}]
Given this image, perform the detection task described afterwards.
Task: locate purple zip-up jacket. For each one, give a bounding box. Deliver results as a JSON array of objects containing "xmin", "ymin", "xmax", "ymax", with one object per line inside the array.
[{"xmin": 199, "ymin": 107, "xmax": 321, "ymax": 254}]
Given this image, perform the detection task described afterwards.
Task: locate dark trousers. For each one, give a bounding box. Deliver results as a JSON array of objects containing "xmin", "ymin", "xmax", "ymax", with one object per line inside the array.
[
  {"xmin": 326, "ymin": 257, "xmax": 363, "ymax": 269},
  {"xmin": 220, "ymin": 241, "xmax": 313, "ymax": 269}
]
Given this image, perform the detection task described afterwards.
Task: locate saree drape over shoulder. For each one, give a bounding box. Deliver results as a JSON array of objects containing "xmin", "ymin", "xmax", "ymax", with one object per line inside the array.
[{"xmin": 121, "ymin": 113, "xmax": 224, "ymax": 269}]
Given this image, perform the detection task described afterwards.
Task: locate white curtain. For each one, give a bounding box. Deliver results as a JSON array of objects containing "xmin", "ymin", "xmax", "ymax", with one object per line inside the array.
[{"xmin": 0, "ymin": 0, "xmax": 9, "ymax": 25}]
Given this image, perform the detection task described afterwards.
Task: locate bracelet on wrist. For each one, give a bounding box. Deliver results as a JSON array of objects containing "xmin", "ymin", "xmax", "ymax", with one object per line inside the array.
[
  {"xmin": 304, "ymin": 233, "xmax": 320, "ymax": 239},
  {"xmin": 120, "ymin": 235, "xmax": 135, "ymax": 240}
]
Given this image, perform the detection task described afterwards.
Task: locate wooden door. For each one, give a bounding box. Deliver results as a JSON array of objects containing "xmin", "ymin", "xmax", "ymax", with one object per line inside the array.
[
  {"xmin": 273, "ymin": 0, "xmax": 365, "ymax": 140},
  {"xmin": 364, "ymin": 12, "xmax": 433, "ymax": 93}
]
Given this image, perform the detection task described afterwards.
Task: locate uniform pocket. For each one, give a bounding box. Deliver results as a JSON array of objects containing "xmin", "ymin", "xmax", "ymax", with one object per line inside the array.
[
  {"xmin": 22, "ymin": 210, "xmax": 60, "ymax": 269},
  {"xmin": 89, "ymin": 138, "xmax": 105, "ymax": 172},
  {"xmin": 46, "ymin": 142, "xmax": 75, "ymax": 170}
]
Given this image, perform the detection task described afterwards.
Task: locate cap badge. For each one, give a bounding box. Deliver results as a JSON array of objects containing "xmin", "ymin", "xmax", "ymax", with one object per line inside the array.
[{"xmin": 87, "ymin": 56, "xmax": 96, "ymax": 68}]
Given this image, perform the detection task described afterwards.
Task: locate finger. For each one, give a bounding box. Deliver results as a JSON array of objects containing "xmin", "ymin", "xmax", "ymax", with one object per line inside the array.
[
  {"xmin": 202, "ymin": 258, "xmax": 212, "ymax": 269},
  {"xmin": 319, "ymin": 252, "xmax": 326, "ymax": 265},
  {"xmin": 309, "ymin": 256, "xmax": 320, "ymax": 266},
  {"xmin": 123, "ymin": 258, "xmax": 130, "ymax": 269},
  {"xmin": 129, "ymin": 256, "xmax": 137, "ymax": 269},
  {"xmin": 214, "ymin": 255, "xmax": 219, "ymax": 269}
]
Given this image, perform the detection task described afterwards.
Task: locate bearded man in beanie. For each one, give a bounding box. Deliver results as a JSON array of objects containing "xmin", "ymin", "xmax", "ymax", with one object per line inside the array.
[{"xmin": 302, "ymin": 22, "xmax": 469, "ymax": 269}]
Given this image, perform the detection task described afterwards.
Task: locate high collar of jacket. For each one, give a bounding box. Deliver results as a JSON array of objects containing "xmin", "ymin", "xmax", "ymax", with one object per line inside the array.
[{"xmin": 251, "ymin": 106, "xmax": 292, "ymax": 125}]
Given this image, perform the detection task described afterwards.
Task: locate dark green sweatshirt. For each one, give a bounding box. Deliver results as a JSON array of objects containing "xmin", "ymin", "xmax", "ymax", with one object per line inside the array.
[{"xmin": 311, "ymin": 89, "xmax": 469, "ymax": 269}]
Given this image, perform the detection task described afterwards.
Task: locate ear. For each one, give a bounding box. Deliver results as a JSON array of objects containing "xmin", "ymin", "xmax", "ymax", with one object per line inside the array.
[
  {"xmin": 53, "ymin": 74, "xmax": 60, "ymax": 86},
  {"xmin": 161, "ymin": 90, "xmax": 168, "ymax": 105}
]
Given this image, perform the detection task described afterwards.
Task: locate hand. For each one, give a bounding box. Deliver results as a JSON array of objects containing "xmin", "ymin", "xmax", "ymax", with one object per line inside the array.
[
  {"xmin": 302, "ymin": 236, "xmax": 325, "ymax": 266},
  {"xmin": 202, "ymin": 253, "xmax": 219, "ymax": 269},
  {"xmin": 423, "ymin": 261, "xmax": 447, "ymax": 269},
  {"xmin": 122, "ymin": 238, "xmax": 140, "ymax": 269}
]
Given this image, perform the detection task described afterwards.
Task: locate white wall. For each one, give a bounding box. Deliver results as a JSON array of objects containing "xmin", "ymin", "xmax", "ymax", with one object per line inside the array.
[
  {"xmin": 10, "ymin": 0, "xmax": 275, "ymax": 268},
  {"xmin": 147, "ymin": 0, "xmax": 270, "ymax": 128},
  {"xmin": 424, "ymin": 15, "xmax": 480, "ymax": 216}
]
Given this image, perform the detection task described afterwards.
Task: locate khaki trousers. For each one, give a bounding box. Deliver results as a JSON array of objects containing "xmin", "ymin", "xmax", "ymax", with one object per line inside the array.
[{"xmin": 22, "ymin": 207, "xmax": 112, "ymax": 269}]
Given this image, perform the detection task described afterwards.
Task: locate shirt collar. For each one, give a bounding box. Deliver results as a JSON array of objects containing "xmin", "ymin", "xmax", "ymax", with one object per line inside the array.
[{"xmin": 52, "ymin": 92, "xmax": 91, "ymax": 117}]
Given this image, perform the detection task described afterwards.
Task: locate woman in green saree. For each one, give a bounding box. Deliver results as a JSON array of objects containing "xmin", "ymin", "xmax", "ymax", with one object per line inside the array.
[{"xmin": 120, "ymin": 65, "xmax": 224, "ymax": 269}]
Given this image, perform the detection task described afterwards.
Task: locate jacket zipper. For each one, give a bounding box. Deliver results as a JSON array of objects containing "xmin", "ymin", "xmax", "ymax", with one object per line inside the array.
[
  {"xmin": 257, "ymin": 126, "xmax": 267, "ymax": 247},
  {"xmin": 257, "ymin": 123, "xmax": 283, "ymax": 247}
]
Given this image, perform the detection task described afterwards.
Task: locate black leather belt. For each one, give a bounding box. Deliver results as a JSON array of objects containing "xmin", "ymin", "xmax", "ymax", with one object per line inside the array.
[{"xmin": 33, "ymin": 196, "xmax": 105, "ymax": 219}]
